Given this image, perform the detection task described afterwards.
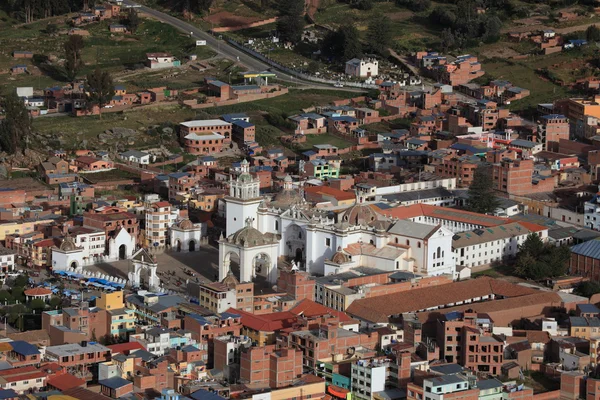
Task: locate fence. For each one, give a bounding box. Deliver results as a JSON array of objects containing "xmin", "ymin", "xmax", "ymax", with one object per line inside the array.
[
  {"xmin": 225, "ymin": 38, "xmax": 379, "ymax": 90},
  {"xmin": 211, "ymin": 17, "xmax": 278, "ymax": 33}
]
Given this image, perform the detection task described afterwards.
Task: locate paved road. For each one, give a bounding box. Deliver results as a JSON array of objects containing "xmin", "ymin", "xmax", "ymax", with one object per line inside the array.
[{"xmin": 122, "ymin": 0, "xmax": 371, "ymax": 92}]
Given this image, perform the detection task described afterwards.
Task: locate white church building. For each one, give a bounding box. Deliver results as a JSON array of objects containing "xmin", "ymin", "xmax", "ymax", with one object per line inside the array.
[{"xmin": 220, "ymin": 161, "xmax": 457, "ymax": 284}]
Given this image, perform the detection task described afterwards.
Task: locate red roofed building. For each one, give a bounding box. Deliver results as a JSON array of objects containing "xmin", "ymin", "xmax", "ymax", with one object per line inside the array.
[
  {"xmin": 107, "ymin": 341, "xmax": 144, "ymax": 355},
  {"xmin": 0, "ymin": 365, "xmax": 51, "ymax": 394},
  {"xmin": 230, "ymin": 308, "xmax": 297, "ymax": 346},
  {"xmin": 377, "ymin": 203, "xmax": 510, "ymax": 231},
  {"xmin": 46, "ymin": 372, "xmax": 86, "ymax": 391},
  {"xmin": 74, "ymin": 156, "xmax": 113, "ymax": 171},
  {"xmin": 304, "ymin": 186, "xmax": 356, "ymax": 207},
  {"xmin": 24, "ymin": 287, "xmax": 52, "ymax": 301},
  {"xmin": 289, "ymin": 299, "xmax": 354, "ymax": 323}
]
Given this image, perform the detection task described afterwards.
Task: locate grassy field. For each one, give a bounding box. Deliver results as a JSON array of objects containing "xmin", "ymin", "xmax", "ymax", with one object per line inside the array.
[
  {"xmin": 482, "ymin": 57, "xmax": 575, "ymax": 113},
  {"xmin": 0, "ymin": 12, "xmax": 216, "ymax": 93},
  {"xmin": 32, "ymin": 89, "xmax": 356, "ymax": 151},
  {"xmin": 81, "ymin": 169, "xmax": 138, "ymax": 183},
  {"xmin": 208, "ymin": 88, "xmax": 357, "ymax": 115},
  {"xmin": 301, "ymin": 134, "xmax": 353, "ymax": 150},
  {"xmin": 33, "ymin": 105, "xmax": 196, "ymax": 150}
]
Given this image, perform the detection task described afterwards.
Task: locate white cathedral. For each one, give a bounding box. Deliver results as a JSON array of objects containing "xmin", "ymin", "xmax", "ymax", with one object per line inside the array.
[{"xmin": 219, "ymin": 159, "xmax": 456, "ymax": 284}]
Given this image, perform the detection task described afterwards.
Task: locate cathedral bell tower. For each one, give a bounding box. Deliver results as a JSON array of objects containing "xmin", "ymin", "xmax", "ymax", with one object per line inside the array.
[{"xmin": 225, "ymin": 159, "xmax": 263, "ymax": 235}]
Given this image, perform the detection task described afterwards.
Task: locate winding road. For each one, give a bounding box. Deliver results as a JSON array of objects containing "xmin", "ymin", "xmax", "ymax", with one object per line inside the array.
[{"xmin": 122, "ymin": 0, "xmax": 370, "ymax": 92}]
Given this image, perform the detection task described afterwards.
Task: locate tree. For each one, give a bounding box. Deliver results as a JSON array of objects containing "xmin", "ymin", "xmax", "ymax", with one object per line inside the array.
[
  {"xmin": 64, "ymin": 34, "xmax": 84, "ymax": 81},
  {"xmin": 513, "ymin": 234, "xmax": 571, "ymax": 280},
  {"xmin": 45, "ymin": 23, "xmax": 58, "ymax": 34},
  {"xmin": 429, "ymin": 7, "xmax": 457, "ymax": 27},
  {"xmin": 7, "ymin": 304, "xmax": 27, "ymax": 326},
  {"xmin": 466, "ymin": 164, "xmax": 499, "ymax": 214},
  {"xmin": 276, "ymin": 0, "xmax": 304, "ymax": 44},
  {"xmin": 127, "ymin": 8, "xmax": 140, "ymax": 33},
  {"xmin": 367, "ymin": 89, "xmax": 380, "ymax": 99},
  {"xmin": 341, "ymin": 25, "xmax": 362, "ymax": 60},
  {"xmin": 10, "ymin": 287, "xmax": 25, "ymax": 304},
  {"xmin": 307, "ymin": 61, "xmax": 320, "ymax": 74},
  {"xmin": 0, "ymin": 290, "xmax": 13, "ymax": 304},
  {"xmin": 49, "ymin": 296, "xmax": 62, "ymax": 309},
  {"xmin": 587, "ymin": 25, "xmax": 600, "ymax": 42},
  {"xmin": 0, "ymin": 92, "xmax": 31, "ymax": 155},
  {"xmin": 29, "ymin": 298, "xmax": 46, "ymax": 312},
  {"xmin": 396, "ymin": 0, "xmax": 429, "ymax": 11},
  {"xmin": 351, "ymin": 0, "xmax": 373, "ymax": 10},
  {"xmin": 482, "ymin": 15, "xmax": 502, "ymax": 43},
  {"xmin": 366, "ymin": 14, "xmax": 392, "ymax": 55},
  {"xmin": 440, "ymin": 28, "xmax": 456, "ymax": 51},
  {"xmin": 14, "ymin": 274, "xmax": 29, "ymax": 288},
  {"xmin": 321, "ymin": 25, "xmax": 362, "ymax": 61},
  {"xmin": 575, "ymin": 281, "xmax": 600, "ymax": 298},
  {"xmin": 85, "ymin": 68, "xmax": 115, "ymax": 119}
]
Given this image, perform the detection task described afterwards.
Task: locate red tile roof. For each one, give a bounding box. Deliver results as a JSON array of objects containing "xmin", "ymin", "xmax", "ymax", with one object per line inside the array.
[
  {"xmin": 289, "ymin": 299, "xmax": 353, "ymax": 322},
  {"xmin": 107, "ymin": 342, "xmax": 144, "ymax": 354},
  {"xmin": 0, "ymin": 365, "xmax": 47, "ymax": 383},
  {"xmin": 24, "ymin": 287, "xmax": 52, "ymax": 296},
  {"xmin": 304, "ymin": 186, "xmax": 355, "ymax": 201},
  {"xmin": 516, "ymin": 221, "xmax": 547, "ymax": 233},
  {"xmin": 227, "ymin": 308, "xmax": 296, "ymax": 332},
  {"xmin": 75, "ymin": 156, "xmax": 103, "ymax": 165},
  {"xmin": 377, "ymin": 204, "xmax": 510, "ymax": 227},
  {"xmin": 345, "ymin": 277, "xmax": 540, "ymax": 323},
  {"xmin": 416, "ymin": 292, "xmax": 561, "ymax": 323},
  {"xmin": 47, "ymin": 373, "xmax": 86, "ymax": 391}
]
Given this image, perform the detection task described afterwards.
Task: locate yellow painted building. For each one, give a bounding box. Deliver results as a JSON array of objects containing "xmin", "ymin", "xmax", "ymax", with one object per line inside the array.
[
  {"xmin": 96, "ymin": 291, "xmax": 124, "ymax": 311},
  {"xmin": 565, "ymin": 96, "xmax": 600, "ymax": 121},
  {"xmin": 0, "ymin": 219, "xmax": 53, "ymax": 241},
  {"xmin": 269, "ymin": 377, "xmax": 325, "ymax": 400},
  {"xmin": 115, "ymin": 199, "xmax": 142, "ymax": 211},
  {"xmin": 107, "ymin": 308, "xmax": 136, "ymax": 337}
]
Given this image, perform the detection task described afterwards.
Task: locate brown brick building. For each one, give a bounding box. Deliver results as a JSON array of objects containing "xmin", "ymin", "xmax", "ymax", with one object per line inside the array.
[
  {"xmin": 240, "ymin": 345, "xmax": 303, "ymax": 388},
  {"xmin": 82, "ymin": 207, "xmax": 139, "ymax": 238}
]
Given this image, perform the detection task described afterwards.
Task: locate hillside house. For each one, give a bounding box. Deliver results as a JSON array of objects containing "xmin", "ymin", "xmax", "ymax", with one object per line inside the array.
[
  {"xmin": 146, "ymin": 53, "xmax": 180, "ymax": 69},
  {"xmin": 12, "ymin": 51, "xmax": 33, "ymax": 59},
  {"xmin": 11, "ymin": 65, "xmax": 27, "ymax": 75}
]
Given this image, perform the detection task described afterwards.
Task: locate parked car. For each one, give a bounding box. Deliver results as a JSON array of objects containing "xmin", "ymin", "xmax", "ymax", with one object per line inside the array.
[{"xmin": 333, "ymin": 82, "xmax": 344, "ymax": 88}]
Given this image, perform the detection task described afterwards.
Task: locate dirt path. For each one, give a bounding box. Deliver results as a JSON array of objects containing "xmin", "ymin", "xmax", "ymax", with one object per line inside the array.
[{"xmin": 501, "ymin": 19, "xmax": 600, "ymax": 34}]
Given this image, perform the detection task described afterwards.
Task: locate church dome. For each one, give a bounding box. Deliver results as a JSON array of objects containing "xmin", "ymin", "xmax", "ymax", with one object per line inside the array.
[
  {"xmin": 238, "ymin": 173, "xmax": 253, "ymax": 183},
  {"xmin": 221, "ymin": 270, "xmax": 240, "ymax": 287},
  {"xmin": 178, "ymin": 219, "xmax": 194, "ymax": 230},
  {"xmin": 270, "ymin": 174, "xmax": 303, "ymax": 208},
  {"xmin": 331, "ymin": 247, "xmax": 350, "ymax": 264},
  {"xmin": 340, "ymin": 203, "xmax": 379, "ymax": 226},
  {"xmin": 229, "ymin": 218, "xmax": 273, "ymax": 247},
  {"xmin": 271, "ymin": 188, "xmax": 303, "ymax": 208},
  {"xmin": 60, "ymin": 235, "xmax": 77, "ymax": 251}
]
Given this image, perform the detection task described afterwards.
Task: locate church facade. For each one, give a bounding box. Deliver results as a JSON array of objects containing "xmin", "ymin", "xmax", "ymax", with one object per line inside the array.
[{"xmin": 222, "ymin": 162, "xmax": 457, "ymax": 284}]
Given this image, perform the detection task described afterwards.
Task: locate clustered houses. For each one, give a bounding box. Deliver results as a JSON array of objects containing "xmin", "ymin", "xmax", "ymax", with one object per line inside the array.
[
  {"xmin": 416, "ymin": 53, "xmax": 485, "ymax": 86},
  {"xmin": 11, "ymin": 21, "xmax": 600, "ymax": 399},
  {"xmin": 15, "ymin": 82, "xmax": 182, "ymax": 117},
  {"xmin": 507, "ymin": 28, "xmax": 588, "ymax": 54}
]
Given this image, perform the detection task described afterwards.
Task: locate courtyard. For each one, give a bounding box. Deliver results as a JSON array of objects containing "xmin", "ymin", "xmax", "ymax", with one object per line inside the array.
[{"xmin": 85, "ymin": 244, "xmax": 277, "ymax": 296}]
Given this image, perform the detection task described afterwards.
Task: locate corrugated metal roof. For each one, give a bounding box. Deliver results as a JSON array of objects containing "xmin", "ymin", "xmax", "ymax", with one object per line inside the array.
[{"xmin": 571, "ymin": 240, "xmax": 600, "ymax": 259}]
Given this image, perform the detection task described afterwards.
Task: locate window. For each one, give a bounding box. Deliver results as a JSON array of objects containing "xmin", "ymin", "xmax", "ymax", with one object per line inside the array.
[{"xmin": 326, "ymin": 238, "xmax": 331, "ymax": 247}]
